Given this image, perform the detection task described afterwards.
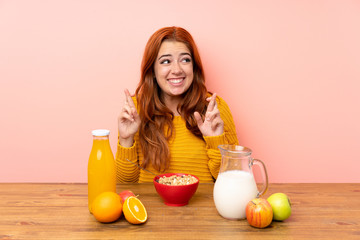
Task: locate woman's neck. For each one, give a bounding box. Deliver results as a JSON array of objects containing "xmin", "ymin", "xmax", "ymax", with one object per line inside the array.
[{"xmin": 163, "ymin": 95, "xmax": 181, "ymax": 116}]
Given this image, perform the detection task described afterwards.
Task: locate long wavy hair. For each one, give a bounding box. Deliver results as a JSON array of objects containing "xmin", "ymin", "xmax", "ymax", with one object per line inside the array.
[{"xmin": 135, "ymin": 26, "xmax": 209, "ymax": 172}]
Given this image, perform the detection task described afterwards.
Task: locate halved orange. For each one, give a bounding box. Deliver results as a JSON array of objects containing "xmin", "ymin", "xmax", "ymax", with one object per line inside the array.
[{"xmin": 123, "ymin": 196, "xmax": 147, "ymax": 224}]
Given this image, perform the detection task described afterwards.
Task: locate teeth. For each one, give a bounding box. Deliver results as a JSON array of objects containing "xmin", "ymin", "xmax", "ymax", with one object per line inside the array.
[{"xmin": 169, "ymin": 78, "xmax": 183, "ymax": 83}]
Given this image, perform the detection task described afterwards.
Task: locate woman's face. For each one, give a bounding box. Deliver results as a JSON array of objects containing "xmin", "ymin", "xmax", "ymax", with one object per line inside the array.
[{"xmin": 154, "ymin": 40, "xmax": 194, "ymax": 101}]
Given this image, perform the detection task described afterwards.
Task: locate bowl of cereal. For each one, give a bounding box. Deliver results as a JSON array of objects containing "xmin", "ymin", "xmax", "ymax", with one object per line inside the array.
[{"xmin": 153, "ymin": 173, "xmax": 199, "ymax": 206}]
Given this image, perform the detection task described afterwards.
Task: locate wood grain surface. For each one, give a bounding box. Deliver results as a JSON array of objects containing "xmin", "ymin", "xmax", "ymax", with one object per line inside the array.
[{"xmin": 0, "ymin": 183, "xmax": 359, "ymax": 239}]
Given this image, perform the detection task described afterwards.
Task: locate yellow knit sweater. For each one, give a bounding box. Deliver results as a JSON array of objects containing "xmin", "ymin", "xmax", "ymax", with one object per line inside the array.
[{"xmin": 115, "ymin": 95, "xmax": 239, "ymax": 183}]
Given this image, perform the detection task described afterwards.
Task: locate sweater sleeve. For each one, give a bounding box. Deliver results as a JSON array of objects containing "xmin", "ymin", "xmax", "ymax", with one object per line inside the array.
[
  {"xmin": 115, "ymin": 140, "xmax": 139, "ymax": 183},
  {"xmin": 203, "ymin": 95, "xmax": 239, "ymax": 179}
]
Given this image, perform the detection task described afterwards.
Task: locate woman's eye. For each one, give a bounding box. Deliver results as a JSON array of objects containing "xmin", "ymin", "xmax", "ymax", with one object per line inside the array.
[
  {"xmin": 160, "ymin": 59, "xmax": 170, "ymax": 64},
  {"xmin": 181, "ymin": 57, "xmax": 192, "ymax": 63}
]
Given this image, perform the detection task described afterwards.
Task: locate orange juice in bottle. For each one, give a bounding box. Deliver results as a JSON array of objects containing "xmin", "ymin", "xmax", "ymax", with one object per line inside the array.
[{"xmin": 88, "ymin": 129, "xmax": 116, "ymax": 212}]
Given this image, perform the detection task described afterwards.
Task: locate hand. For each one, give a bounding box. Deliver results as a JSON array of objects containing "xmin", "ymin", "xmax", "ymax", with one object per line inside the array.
[
  {"xmin": 118, "ymin": 89, "xmax": 141, "ymax": 147},
  {"xmin": 194, "ymin": 93, "xmax": 224, "ymax": 137}
]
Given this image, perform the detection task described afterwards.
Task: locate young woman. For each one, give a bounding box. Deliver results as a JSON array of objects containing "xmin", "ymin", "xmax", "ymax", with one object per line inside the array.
[{"xmin": 116, "ymin": 26, "xmax": 238, "ymax": 183}]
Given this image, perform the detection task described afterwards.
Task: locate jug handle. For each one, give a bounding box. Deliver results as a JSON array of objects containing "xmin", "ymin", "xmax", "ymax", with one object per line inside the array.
[{"xmin": 252, "ymin": 159, "xmax": 269, "ymax": 197}]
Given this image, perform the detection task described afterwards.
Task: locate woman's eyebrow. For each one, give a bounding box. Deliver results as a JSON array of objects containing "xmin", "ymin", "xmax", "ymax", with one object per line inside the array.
[
  {"xmin": 158, "ymin": 52, "xmax": 191, "ymax": 61},
  {"xmin": 180, "ymin": 53, "xmax": 192, "ymax": 58},
  {"xmin": 180, "ymin": 52, "xmax": 192, "ymax": 57},
  {"xmin": 158, "ymin": 54, "xmax": 172, "ymax": 60}
]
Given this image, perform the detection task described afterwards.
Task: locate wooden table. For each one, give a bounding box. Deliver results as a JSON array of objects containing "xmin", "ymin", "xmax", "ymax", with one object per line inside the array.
[{"xmin": 1, "ymin": 183, "xmax": 359, "ymax": 239}]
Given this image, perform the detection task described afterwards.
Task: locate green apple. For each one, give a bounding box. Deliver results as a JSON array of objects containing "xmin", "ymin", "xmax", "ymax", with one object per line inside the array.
[{"xmin": 267, "ymin": 193, "xmax": 292, "ymax": 221}]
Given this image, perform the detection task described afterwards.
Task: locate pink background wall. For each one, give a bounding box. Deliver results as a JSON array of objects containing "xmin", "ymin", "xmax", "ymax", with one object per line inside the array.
[{"xmin": 1, "ymin": 0, "xmax": 359, "ymax": 183}]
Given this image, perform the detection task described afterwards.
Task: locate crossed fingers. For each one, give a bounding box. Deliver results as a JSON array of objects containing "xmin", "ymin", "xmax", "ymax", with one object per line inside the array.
[
  {"xmin": 205, "ymin": 93, "xmax": 220, "ymax": 126},
  {"xmin": 122, "ymin": 89, "xmax": 137, "ymax": 122}
]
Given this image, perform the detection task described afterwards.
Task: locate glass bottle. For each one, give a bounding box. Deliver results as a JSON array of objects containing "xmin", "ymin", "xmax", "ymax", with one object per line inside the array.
[{"xmin": 88, "ymin": 129, "xmax": 116, "ymax": 212}]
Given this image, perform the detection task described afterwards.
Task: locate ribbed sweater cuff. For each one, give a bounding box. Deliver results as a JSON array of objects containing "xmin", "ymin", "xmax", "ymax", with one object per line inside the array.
[
  {"xmin": 117, "ymin": 140, "xmax": 137, "ymax": 160},
  {"xmin": 203, "ymin": 133, "xmax": 227, "ymax": 149}
]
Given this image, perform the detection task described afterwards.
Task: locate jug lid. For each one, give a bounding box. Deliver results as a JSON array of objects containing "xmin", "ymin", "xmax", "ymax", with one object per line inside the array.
[{"xmin": 92, "ymin": 129, "xmax": 110, "ymax": 136}]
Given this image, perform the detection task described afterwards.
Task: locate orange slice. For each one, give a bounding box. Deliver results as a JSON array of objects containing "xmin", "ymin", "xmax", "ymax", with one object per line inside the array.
[{"xmin": 123, "ymin": 196, "xmax": 148, "ymax": 224}]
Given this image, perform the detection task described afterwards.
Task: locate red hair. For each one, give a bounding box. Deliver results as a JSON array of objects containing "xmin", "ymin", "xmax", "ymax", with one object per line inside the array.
[{"xmin": 135, "ymin": 26, "xmax": 208, "ymax": 172}]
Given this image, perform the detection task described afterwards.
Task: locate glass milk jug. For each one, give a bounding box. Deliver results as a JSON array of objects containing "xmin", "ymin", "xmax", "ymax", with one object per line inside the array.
[
  {"xmin": 88, "ymin": 129, "xmax": 116, "ymax": 212},
  {"xmin": 213, "ymin": 145, "xmax": 268, "ymax": 219}
]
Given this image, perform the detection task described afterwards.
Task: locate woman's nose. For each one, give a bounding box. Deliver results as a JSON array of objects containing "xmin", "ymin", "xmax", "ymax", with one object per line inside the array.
[{"xmin": 171, "ymin": 61, "xmax": 183, "ymax": 74}]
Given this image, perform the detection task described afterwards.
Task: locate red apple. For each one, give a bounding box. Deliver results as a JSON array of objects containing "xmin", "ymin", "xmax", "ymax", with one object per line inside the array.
[
  {"xmin": 119, "ymin": 190, "xmax": 135, "ymax": 204},
  {"xmin": 246, "ymin": 198, "xmax": 273, "ymax": 228}
]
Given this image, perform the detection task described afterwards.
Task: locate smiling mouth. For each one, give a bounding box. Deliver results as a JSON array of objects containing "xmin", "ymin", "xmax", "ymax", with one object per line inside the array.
[{"xmin": 168, "ymin": 78, "xmax": 184, "ymax": 84}]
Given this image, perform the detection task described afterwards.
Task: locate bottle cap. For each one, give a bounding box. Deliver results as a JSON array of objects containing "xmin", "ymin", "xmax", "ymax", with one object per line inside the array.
[{"xmin": 91, "ymin": 129, "xmax": 110, "ymax": 136}]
